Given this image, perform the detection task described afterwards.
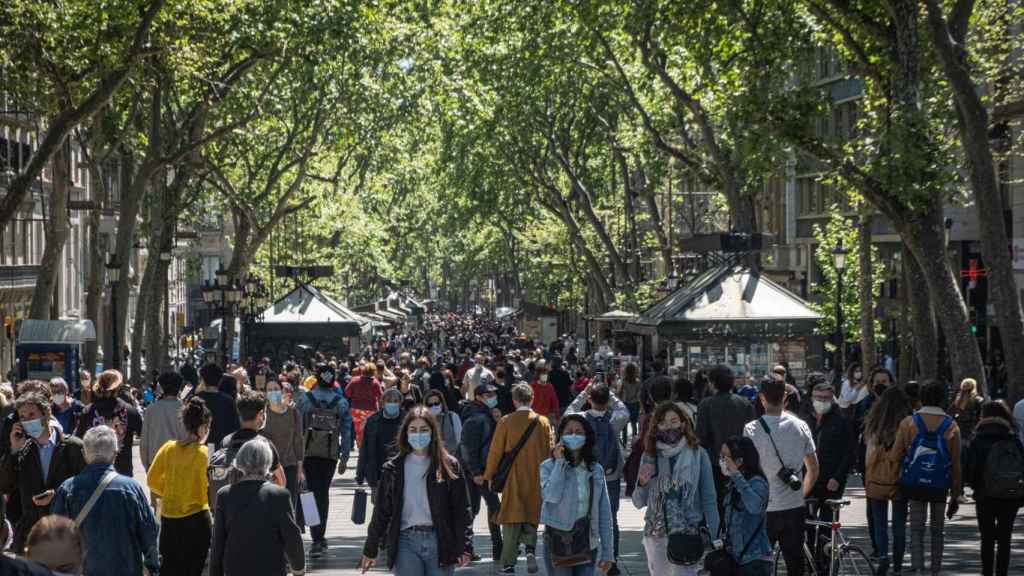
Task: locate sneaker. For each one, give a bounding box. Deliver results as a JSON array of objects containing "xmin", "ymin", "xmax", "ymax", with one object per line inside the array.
[
  {"xmin": 526, "ymin": 552, "xmax": 538, "ymax": 574},
  {"xmin": 501, "ymin": 566, "xmax": 516, "ymax": 574},
  {"xmin": 309, "ymin": 541, "xmax": 326, "ymax": 558},
  {"xmin": 608, "ymin": 563, "xmax": 621, "ymax": 575}
]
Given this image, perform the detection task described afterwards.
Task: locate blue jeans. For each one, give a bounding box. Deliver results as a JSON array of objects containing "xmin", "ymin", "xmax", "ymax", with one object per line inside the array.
[
  {"xmin": 543, "ymin": 545, "xmax": 596, "ymax": 576},
  {"xmin": 868, "ymin": 499, "xmax": 889, "ymax": 560},
  {"xmin": 394, "ymin": 529, "xmax": 453, "ymax": 576},
  {"xmin": 607, "ymin": 479, "xmax": 621, "ymax": 559}
]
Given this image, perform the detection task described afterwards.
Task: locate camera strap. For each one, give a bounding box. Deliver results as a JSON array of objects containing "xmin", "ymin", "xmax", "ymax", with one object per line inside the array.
[{"xmin": 757, "ymin": 417, "xmax": 790, "ymax": 473}]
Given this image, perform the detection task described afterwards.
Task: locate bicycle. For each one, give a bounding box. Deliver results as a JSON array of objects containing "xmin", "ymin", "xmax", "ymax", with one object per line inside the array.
[{"xmin": 773, "ymin": 498, "xmax": 874, "ymax": 576}]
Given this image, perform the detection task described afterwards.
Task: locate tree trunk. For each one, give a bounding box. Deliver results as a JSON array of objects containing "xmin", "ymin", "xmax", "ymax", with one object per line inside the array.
[
  {"xmin": 543, "ymin": 191, "xmax": 613, "ymax": 310},
  {"xmin": 643, "ymin": 189, "xmax": 673, "ymax": 275},
  {"xmin": 902, "ymin": 212, "xmax": 985, "ymax": 389},
  {"xmin": 858, "ymin": 214, "xmax": 877, "ymax": 370},
  {"xmin": 144, "ymin": 180, "xmax": 169, "ymax": 374},
  {"xmin": 29, "ymin": 144, "xmax": 70, "ymax": 319},
  {"xmin": 904, "ymin": 243, "xmax": 939, "ymax": 380},
  {"xmin": 130, "ymin": 252, "xmax": 153, "ymax": 385},
  {"xmin": 923, "ymin": 0, "xmax": 1024, "ymax": 400},
  {"xmin": 569, "ymin": 179, "xmax": 633, "ymax": 286}
]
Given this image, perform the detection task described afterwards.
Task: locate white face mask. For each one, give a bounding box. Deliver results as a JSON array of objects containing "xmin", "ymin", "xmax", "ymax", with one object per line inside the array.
[
  {"xmin": 53, "ymin": 394, "xmax": 67, "ymax": 406},
  {"xmin": 539, "ymin": 374, "xmax": 548, "ymax": 383},
  {"xmin": 813, "ymin": 400, "xmax": 833, "ymax": 415}
]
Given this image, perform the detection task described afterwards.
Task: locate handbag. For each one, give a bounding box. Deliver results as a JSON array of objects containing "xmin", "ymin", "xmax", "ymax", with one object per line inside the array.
[
  {"xmin": 490, "ymin": 417, "xmax": 539, "ymax": 493},
  {"xmin": 658, "ymin": 457, "xmax": 706, "ymax": 566},
  {"xmin": 703, "ymin": 485, "xmax": 767, "ymax": 576},
  {"xmin": 351, "ymin": 488, "xmax": 368, "ymax": 525}
]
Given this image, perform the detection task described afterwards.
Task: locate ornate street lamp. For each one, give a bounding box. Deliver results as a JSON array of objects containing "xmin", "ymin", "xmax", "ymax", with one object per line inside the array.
[
  {"xmin": 832, "ymin": 238, "xmax": 850, "ymax": 383},
  {"xmin": 239, "ymin": 274, "xmax": 269, "ymax": 362},
  {"xmin": 106, "ymin": 254, "xmax": 122, "ymax": 370}
]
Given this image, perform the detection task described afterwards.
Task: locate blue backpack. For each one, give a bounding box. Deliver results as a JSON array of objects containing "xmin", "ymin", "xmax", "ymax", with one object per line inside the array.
[
  {"xmin": 586, "ymin": 413, "xmax": 621, "ymax": 475},
  {"xmin": 899, "ymin": 414, "xmax": 953, "ymax": 490}
]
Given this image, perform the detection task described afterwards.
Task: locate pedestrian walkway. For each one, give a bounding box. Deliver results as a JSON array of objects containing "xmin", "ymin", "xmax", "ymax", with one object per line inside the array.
[{"xmin": 130, "ymin": 445, "xmax": 1022, "ymax": 575}]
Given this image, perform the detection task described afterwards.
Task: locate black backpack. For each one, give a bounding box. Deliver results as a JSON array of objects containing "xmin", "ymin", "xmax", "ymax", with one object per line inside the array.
[
  {"xmin": 586, "ymin": 413, "xmax": 621, "ymax": 475},
  {"xmin": 304, "ymin": 396, "xmax": 342, "ymax": 461},
  {"xmin": 207, "ymin": 436, "xmax": 248, "ymax": 510},
  {"xmin": 983, "ymin": 438, "xmax": 1024, "ymax": 500}
]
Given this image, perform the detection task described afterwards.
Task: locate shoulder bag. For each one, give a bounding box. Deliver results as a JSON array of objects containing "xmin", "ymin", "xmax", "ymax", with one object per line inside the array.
[
  {"xmin": 490, "ymin": 417, "xmax": 540, "ymax": 493},
  {"xmin": 703, "ymin": 482, "xmax": 766, "ymax": 576},
  {"xmin": 74, "ymin": 470, "xmax": 118, "ymax": 528},
  {"xmin": 659, "ymin": 456, "xmax": 706, "ymax": 566}
]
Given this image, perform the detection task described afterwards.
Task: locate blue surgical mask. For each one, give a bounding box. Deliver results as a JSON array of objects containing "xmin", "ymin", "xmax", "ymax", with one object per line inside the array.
[
  {"xmin": 562, "ymin": 434, "xmax": 586, "ymax": 451},
  {"xmin": 21, "ymin": 418, "xmax": 45, "ymax": 439},
  {"xmin": 383, "ymin": 402, "xmax": 401, "ymax": 418},
  {"xmin": 267, "ymin": 391, "xmax": 284, "ymax": 404},
  {"xmin": 408, "ymin": 431, "xmax": 432, "ymax": 451},
  {"xmin": 428, "ymin": 405, "xmax": 442, "ymax": 417},
  {"xmin": 484, "ymin": 396, "xmax": 498, "ymax": 409}
]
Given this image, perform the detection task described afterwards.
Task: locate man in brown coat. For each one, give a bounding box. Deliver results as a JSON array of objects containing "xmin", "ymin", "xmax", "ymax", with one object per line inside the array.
[{"xmin": 485, "ymin": 383, "xmax": 554, "ymax": 574}]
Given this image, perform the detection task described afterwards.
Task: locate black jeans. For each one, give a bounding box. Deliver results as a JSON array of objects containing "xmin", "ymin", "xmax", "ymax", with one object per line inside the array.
[
  {"xmin": 976, "ymin": 499, "xmax": 1020, "ymax": 576},
  {"xmin": 283, "ymin": 464, "xmax": 303, "ymax": 526},
  {"xmin": 304, "ymin": 456, "xmax": 336, "ymax": 544},
  {"xmin": 160, "ymin": 510, "xmax": 211, "ymax": 576},
  {"xmin": 607, "ymin": 478, "xmax": 621, "ymax": 559},
  {"xmin": 467, "ymin": 476, "xmax": 503, "ymax": 557},
  {"xmin": 768, "ymin": 506, "xmax": 807, "ymax": 576}
]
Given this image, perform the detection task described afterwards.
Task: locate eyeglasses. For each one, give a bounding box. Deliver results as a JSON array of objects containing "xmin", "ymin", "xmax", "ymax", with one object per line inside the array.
[{"xmin": 426, "ymin": 402, "xmax": 442, "ymax": 408}]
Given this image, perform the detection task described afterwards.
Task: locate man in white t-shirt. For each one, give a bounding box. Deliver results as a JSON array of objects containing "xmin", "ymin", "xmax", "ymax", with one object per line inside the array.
[
  {"xmin": 745, "ymin": 377, "xmax": 819, "ymax": 576},
  {"xmin": 462, "ymin": 353, "xmax": 494, "ymax": 400}
]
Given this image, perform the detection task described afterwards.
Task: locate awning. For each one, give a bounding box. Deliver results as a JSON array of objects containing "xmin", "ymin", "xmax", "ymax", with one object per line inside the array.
[
  {"xmin": 630, "ymin": 265, "xmax": 822, "ymax": 338},
  {"xmin": 17, "ymin": 319, "xmax": 96, "ymax": 344}
]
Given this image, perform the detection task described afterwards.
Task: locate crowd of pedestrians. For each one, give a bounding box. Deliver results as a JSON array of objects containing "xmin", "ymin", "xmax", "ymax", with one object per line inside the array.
[{"xmin": 0, "ymin": 311, "xmax": 1018, "ymax": 576}]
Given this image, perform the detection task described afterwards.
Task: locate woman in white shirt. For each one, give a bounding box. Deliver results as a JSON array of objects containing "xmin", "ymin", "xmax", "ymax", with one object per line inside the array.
[{"xmin": 360, "ymin": 406, "xmax": 473, "ymax": 575}]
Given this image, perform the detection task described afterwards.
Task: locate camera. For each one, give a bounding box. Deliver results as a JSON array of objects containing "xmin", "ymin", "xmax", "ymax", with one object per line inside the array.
[{"xmin": 777, "ymin": 467, "xmax": 802, "ymax": 491}]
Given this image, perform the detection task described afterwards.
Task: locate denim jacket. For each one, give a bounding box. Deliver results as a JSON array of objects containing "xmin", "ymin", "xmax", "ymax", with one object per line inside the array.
[
  {"xmin": 722, "ymin": 474, "xmax": 772, "ymax": 566},
  {"xmin": 539, "ymin": 458, "xmax": 614, "ymax": 564},
  {"xmin": 51, "ymin": 463, "xmax": 159, "ymax": 576},
  {"xmin": 296, "ymin": 386, "xmax": 354, "ymax": 463}
]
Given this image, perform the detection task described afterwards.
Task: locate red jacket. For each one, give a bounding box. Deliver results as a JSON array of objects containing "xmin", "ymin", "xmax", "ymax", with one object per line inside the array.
[
  {"xmin": 531, "ymin": 381, "xmax": 560, "ymax": 420},
  {"xmin": 346, "ymin": 376, "xmax": 383, "ymax": 412}
]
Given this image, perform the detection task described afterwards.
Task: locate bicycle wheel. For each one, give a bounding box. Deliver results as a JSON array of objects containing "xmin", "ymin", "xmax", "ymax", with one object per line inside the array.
[{"xmin": 836, "ymin": 545, "xmax": 874, "ymax": 576}]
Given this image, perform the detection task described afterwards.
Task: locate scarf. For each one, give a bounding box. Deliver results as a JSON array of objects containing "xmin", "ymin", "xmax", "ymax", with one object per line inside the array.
[{"xmin": 648, "ymin": 440, "xmax": 702, "ymax": 535}]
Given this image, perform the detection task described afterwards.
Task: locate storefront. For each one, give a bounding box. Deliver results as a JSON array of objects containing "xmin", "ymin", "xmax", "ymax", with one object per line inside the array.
[{"xmin": 629, "ymin": 265, "xmax": 824, "ymax": 384}]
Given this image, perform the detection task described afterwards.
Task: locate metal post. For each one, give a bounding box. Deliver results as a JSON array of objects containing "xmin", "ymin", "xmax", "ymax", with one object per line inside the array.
[{"xmin": 835, "ymin": 267, "xmax": 845, "ymax": 384}]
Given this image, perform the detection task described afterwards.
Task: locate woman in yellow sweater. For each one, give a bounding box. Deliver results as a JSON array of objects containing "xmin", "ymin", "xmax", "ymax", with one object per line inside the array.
[{"xmin": 147, "ymin": 397, "xmax": 213, "ymax": 576}]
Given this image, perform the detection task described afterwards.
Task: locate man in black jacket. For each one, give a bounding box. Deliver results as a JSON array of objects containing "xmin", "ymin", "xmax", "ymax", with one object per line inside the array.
[
  {"xmin": 548, "ymin": 356, "xmax": 573, "ymax": 414},
  {"xmin": 458, "ymin": 382, "xmax": 503, "ymax": 560},
  {"xmin": 196, "ymin": 367, "xmax": 240, "ymax": 447},
  {"xmin": 805, "ymin": 382, "xmax": 854, "ymax": 526},
  {"xmin": 0, "ymin": 391, "xmax": 86, "ymax": 553},
  {"xmin": 696, "ymin": 365, "xmax": 756, "ymax": 510},
  {"xmin": 356, "ymin": 388, "xmax": 404, "ymax": 499}
]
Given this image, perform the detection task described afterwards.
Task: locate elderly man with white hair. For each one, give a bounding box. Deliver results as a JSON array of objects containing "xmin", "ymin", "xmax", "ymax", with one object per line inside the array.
[
  {"xmin": 51, "ymin": 425, "xmax": 159, "ymax": 576},
  {"xmin": 210, "ymin": 437, "xmax": 305, "ymax": 576}
]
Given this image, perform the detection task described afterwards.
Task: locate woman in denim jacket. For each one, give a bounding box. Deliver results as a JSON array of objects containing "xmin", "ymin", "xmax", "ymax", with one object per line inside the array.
[
  {"xmin": 633, "ymin": 403, "xmax": 719, "ymax": 576},
  {"xmin": 540, "ymin": 414, "xmax": 614, "ymax": 575},
  {"xmin": 720, "ymin": 436, "xmax": 772, "ymax": 576}
]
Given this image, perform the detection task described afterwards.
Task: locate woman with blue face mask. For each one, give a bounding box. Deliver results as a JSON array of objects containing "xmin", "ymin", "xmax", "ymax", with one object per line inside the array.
[
  {"xmin": 424, "ymin": 390, "xmax": 462, "ymax": 457},
  {"xmin": 539, "ymin": 414, "xmax": 615, "ymax": 575},
  {"xmin": 361, "ymin": 406, "xmax": 474, "ymax": 575},
  {"xmin": 356, "ymin": 388, "xmax": 406, "ymax": 504},
  {"xmin": 262, "ymin": 379, "xmax": 304, "ymax": 526}
]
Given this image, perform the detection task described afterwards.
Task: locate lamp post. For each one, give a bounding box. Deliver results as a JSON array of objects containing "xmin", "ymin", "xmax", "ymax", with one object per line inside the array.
[
  {"xmin": 832, "ymin": 239, "xmax": 850, "ymax": 384},
  {"xmin": 202, "ymin": 266, "xmax": 241, "ymax": 366},
  {"xmin": 240, "ymin": 274, "xmax": 269, "ymax": 363},
  {"xmin": 106, "ymin": 254, "xmax": 122, "ymax": 370}
]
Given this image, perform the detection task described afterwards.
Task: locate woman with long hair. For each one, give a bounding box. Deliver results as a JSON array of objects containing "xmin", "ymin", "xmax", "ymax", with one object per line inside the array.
[
  {"xmin": 262, "ymin": 378, "xmax": 305, "ymax": 523},
  {"xmin": 951, "ymin": 378, "xmax": 983, "ymax": 449},
  {"xmin": 719, "ymin": 436, "xmax": 771, "ymax": 576},
  {"xmin": 361, "ymin": 406, "xmax": 473, "ymax": 575},
  {"xmin": 964, "ymin": 400, "xmax": 1022, "ymax": 576},
  {"xmin": 424, "ymin": 389, "xmax": 462, "ymax": 456},
  {"xmin": 147, "ymin": 397, "xmax": 213, "ymax": 576},
  {"xmin": 539, "ymin": 414, "xmax": 614, "ymax": 575},
  {"xmin": 632, "ymin": 403, "xmax": 719, "ymax": 576},
  {"xmin": 863, "ymin": 387, "xmax": 913, "ymax": 576}
]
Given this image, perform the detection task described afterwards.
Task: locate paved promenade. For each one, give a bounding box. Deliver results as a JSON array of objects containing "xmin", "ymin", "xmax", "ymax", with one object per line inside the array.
[{"xmin": 131, "ymin": 447, "xmax": 1023, "ymax": 575}]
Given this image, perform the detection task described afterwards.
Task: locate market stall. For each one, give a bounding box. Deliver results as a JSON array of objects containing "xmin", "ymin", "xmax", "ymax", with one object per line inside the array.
[{"xmin": 629, "ymin": 264, "xmax": 823, "ymax": 383}]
